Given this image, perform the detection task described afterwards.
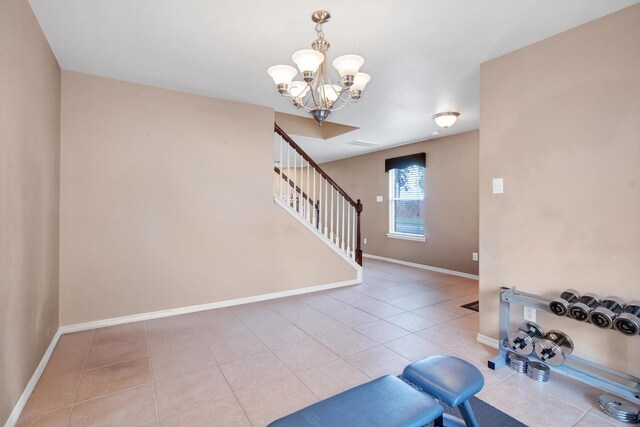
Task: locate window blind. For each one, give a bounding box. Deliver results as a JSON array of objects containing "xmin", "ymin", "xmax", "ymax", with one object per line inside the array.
[{"xmin": 385, "ymin": 153, "xmax": 426, "ymax": 172}]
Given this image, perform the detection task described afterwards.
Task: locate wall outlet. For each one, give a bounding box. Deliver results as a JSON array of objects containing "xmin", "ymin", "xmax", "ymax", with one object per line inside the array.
[
  {"xmin": 472, "ymin": 252, "xmax": 479, "ymax": 261},
  {"xmin": 492, "ymin": 178, "xmax": 504, "ymax": 194},
  {"xmin": 524, "ymin": 307, "xmax": 536, "ymax": 322},
  {"xmin": 363, "ymin": 238, "xmax": 367, "ymax": 244}
]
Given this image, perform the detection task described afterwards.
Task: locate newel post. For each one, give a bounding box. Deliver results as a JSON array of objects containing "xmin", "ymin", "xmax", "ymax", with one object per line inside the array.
[{"xmin": 355, "ymin": 199, "xmax": 363, "ymax": 266}]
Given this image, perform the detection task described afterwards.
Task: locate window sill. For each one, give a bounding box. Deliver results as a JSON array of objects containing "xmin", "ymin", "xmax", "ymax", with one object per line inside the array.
[{"xmin": 386, "ymin": 232, "xmax": 426, "ymax": 242}]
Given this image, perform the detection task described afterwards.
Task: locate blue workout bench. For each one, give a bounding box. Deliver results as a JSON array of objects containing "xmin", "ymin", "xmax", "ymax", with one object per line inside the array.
[
  {"xmin": 404, "ymin": 356, "xmax": 484, "ymax": 427},
  {"xmin": 269, "ymin": 355, "xmax": 484, "ymax": 427}
]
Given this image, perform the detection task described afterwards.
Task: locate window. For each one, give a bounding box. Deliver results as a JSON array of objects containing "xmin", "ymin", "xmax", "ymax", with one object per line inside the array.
[{"xmin": 388, "ymin": 165, "xmax": 425, "ymax": 240}]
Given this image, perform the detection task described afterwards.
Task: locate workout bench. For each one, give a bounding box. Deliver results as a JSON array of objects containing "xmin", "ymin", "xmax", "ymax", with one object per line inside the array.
[{"xmin": 269, "ymin": 355, "xmax": 484, "ymax": 427}]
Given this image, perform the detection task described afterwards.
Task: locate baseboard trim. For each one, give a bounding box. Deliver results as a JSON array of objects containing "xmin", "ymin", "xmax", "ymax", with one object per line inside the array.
[
  {"xmin": 477, "ymin": 333, "xmax": 499, "ymax": 349},
  {"xmin": 6, "ymin": 278, "xmax": 362, "ymax": 426},
  {"xmin": 4, "ymin": 328, "xmax": 62, "ymax": 427},
  {"xmin": 362, "ymin": 253, "xmax": 479, "ymax": 280},
  {"xmin": 60, "ymin": 278, "xmax": 360, "ymax": 334}
]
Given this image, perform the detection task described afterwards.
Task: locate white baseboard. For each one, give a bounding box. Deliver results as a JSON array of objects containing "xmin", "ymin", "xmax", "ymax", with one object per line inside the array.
[
  {"xmin": 60, "ymin": 278, "xmax": 360, "ymax": 334},
  {"xmin": 4, "ymin": 329, "xmax": 62, "ymax": 427},
  {"xmin": 363, "ymin": 253, "xmax": 479, "ymax": 280},
  {"xmin": 6, "ymin": 279, "xmax": 361, "ymax": 426},
  {"xmin": 477, "ymin": 333, "xmax": 499, "ymax": 348}
]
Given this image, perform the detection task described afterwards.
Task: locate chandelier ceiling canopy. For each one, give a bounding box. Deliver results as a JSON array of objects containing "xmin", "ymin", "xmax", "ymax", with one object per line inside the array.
[{"xmin": 267, "ymin": 10, "xmax": 370, "ymax": 125}]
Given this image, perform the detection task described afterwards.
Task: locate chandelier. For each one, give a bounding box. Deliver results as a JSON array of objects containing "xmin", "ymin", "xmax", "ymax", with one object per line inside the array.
[{"xmin": 267, "ymin": 10, "xmax": 370, "ymax": 125}]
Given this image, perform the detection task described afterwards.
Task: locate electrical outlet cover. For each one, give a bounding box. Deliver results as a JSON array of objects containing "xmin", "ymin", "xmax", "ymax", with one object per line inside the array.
[{"xmin": 524, "ymin": 307, "xmax": 536, "ymax": 322}]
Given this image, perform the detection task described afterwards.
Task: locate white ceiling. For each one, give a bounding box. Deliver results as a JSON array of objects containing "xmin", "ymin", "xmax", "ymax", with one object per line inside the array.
[{"xmin": 30, "ymin": 0, "xmax": 636, "ymax": 163}]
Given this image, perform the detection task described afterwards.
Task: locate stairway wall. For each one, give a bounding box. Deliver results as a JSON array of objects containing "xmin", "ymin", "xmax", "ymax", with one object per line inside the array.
[
  {"xmin": 0, "ymin": 1, "xmax": 61, "ymax": 423},
  {"xmin": 59, "ymin": 71, "xmax": 358, "ymax": 325}
]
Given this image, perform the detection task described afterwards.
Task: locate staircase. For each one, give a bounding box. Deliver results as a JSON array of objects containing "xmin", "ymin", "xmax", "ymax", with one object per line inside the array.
[{"xmin": 273, "ymin": 123, "xmax": 363, "ymax": 267}]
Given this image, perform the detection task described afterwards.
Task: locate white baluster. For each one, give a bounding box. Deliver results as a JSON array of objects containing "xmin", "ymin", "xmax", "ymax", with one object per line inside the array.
[
  {"xmin": 279, "ymin": 139, "xmax": 283, "ymax": 198},
  {"xmin": 339, "ymin": 197, "xmax": 343, "ymax": 248},
  {"xmin": 335, "ymin": 195, "xmax": 340, "ymax": 246},
  {"xmin": 293, "ymin": 148, "xmax": 297, "ymax": 208},
  {"xmin": 307, "ymin": 161, "xmax": 313, "ymax": 221},
  {"xmin": 286, "ymin": 143, "xmax": 290, "ymax": 204},
  {"xmin": 301, "ymin": 160, "xmax": 305, "ymax": 218},
  {"xmin": 324, "ymin": 179, "xmax": 328, "ymax": 237},
  {"xmin": 341, "ymin": 196, "xmax": 345, "ymax": 250},
  {"xmin": 304, "ymin": 160, "xmax": 308, "ymax": 218},
  {"xmin": 313, "ymin": 168, "xmax": 317, "ymax": 228},
  {"xmin": 347, "ymin": 200, "xmax": 351, "ymax": 255},
  {"xmin": 298, "ymin": 154, "xmax": 303, "ymax": 215},
  {"xmin": 302, "ymin": 157, "xmax": 306, "ymax": 217},
  {"xmin": 330, "ymin": 186, "xmax": 334, "ymax": 241},
  {"xmin": 337, "ymin": 194, "xmax": 341, "ymax": 247}
]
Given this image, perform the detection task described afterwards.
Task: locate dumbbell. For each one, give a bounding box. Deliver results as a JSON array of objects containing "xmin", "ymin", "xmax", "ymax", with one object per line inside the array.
[
  {"xmin": 589, "ymin": 296, "xmax": 624, "ymax": 329},
  {"xmin": 507, "ymin": 322, "xmax": 545, "ymax": 355},
  {"xmin": 534, "ymin": 330, "xmax": 574, "ymax": 365},
  {"xmin": 569, "ymin": 294, "xmax": 600, "ymax": 321},
  {"xmin": 549, "ymin": 289, "xmax": 581, "ymax": 316},
  {"xmin": 613, "ymin": 301, "xmax": 640, "ymax": 336}
]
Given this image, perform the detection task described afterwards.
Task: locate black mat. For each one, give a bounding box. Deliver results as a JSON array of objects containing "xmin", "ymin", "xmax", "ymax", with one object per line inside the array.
[
  {"xmin": 426, "ymin": 396, "xmax": 527, "ymax": 427},
  {"xmin": 461, "ymin": 300, "xmax": 479, "ymax": 312}
]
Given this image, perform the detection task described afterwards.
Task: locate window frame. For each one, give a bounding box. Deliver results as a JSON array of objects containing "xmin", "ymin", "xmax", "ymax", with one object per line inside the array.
[{"xmin": 387, "ymin": 166, "xmax": 426, "ymax": 242}]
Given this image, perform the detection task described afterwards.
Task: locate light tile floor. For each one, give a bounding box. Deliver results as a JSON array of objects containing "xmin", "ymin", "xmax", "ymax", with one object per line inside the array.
[{"xmin": 17, "ymin": 259, "xmax": 629, "ymax": 426}]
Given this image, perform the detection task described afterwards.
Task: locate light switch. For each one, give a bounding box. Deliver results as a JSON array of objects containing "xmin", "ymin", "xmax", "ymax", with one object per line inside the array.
[
  {"xmin": 492, "ymin": 178, "xmax": 504, "ymax": 194},
  {"xmin": 376, "ymin": 196, "xmax": 383, "ymax": 202}
]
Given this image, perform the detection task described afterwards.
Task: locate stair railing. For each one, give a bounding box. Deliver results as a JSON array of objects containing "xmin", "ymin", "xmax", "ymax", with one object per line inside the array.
[{"xmin": 274, "ymin": 123, "xmax": 363, "ymax": 265}]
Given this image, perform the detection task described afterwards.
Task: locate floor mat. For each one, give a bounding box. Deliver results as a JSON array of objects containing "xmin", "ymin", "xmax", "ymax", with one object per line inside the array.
[
  {"xmin": 461, "ymin": 300, "xmax": 479, "ymax": 312},
  {"xmin": 428, "ymin": 396, "xmax": 527, "ymax": 427}
]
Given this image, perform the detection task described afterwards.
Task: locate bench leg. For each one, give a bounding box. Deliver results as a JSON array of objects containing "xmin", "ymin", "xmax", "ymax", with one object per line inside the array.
[{"xmin": 457, "ymin": 400, "xmax": 479, "ymax": 427}]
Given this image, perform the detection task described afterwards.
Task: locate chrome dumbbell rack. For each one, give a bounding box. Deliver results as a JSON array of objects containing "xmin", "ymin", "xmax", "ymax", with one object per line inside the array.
[{"xmin": 488, "ymin": 287, "xmax": 640, "ymax": 405}]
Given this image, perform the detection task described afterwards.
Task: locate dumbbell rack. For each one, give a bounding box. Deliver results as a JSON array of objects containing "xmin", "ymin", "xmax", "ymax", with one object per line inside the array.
[{"xmin": 488, "ymin": 287, "xmax": 640, "ymax": 405}]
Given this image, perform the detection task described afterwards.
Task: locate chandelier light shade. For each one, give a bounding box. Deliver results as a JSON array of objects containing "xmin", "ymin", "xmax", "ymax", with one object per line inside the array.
[
  {"xmin": 267, "ymin": 10, "xmax": 371, "ymax": 124},
  {"xmin": 351, "ymin": 73, "xmax": 371, "ymax": 99},
  {"xmin": 432, "ymin": 112, "xmax": 461, "ymax": 128},
  {"xmin": 292, "ymin": 50, "xmax": 324, "ymax": 75},
  {"xmin": 288, "ymin": 81, "xmax": 310, "ymax": 98},
  {"xmin": 332, "ymin": 55, "xmax": 364, "ymax": 79},
  {"xmin": 267, "ymin": 65, "xmax": 297, "ymax": 87}
]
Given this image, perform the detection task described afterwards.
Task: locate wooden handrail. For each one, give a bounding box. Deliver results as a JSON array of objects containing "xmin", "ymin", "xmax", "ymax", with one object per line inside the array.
[
  {"xmin": 274, "ymin": 165, "xmax": 316, "ymax": 206},
  {"xmin": 275, "ymin": 123, "xmax": 360, "ymax": 212},
  {"xmin": 274, "ymin": 123, "xmax": 362, "ymax": 265}
]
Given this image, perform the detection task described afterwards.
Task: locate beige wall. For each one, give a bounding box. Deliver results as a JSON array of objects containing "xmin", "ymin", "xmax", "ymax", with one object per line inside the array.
[
  {"xmin": 0, "ymin": 0, "xmax": 61, "ymax": 423},
  {"xmin": 60, "ymin": 71, "xmax": 357, "ymax": 325},
  {"xmin": 480, "ymin": 5, "xmax": 640, "ymax": 375},
  {"xmin": 322, "ymin": 131, "xmax": 479, "ymax": 275}
]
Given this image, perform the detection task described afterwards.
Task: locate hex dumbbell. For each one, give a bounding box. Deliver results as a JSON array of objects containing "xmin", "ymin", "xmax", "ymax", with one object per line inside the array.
[
  {"xmin": 569, "ymin": 294, "xmax": 600, "ymax": 321},
  {"xmin": 549, "ymin": 289, "xmax": 581, "ymax": 316},
  {"xmin": 534, "ymin": 330, "xmax": 574, "ymax": 365},
  {"xmin": 589, "ymin": 296, "xmax": 624, "ymax": 328},
  {"xmin": 613, "ymin": 301, "xmax": 640, "ymax": 336},
  {"xmin": 507, "ymin": 322, "xmax": 545, "ymax": 355}
]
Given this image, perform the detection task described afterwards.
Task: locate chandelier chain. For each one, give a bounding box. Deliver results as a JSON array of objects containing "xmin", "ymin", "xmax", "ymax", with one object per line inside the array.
[{"xmin": 315, "ymin": 22, "xmax": 325, "ymax": 40}]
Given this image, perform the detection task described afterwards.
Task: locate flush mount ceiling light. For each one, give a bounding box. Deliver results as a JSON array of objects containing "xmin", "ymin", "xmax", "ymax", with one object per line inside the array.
[
  {"xmin": 267, "ymin": 10, "xmax": 370, "ymax": 125},
  {"xmin": 431, "ymin": 112, "xmax": 460, "ymax": 128}
]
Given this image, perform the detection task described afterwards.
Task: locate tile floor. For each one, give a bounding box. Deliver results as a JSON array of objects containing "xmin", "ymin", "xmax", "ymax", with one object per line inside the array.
[{"xmin": 17, "ymin": 259, "xmax": 629, "ymax": 426}]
